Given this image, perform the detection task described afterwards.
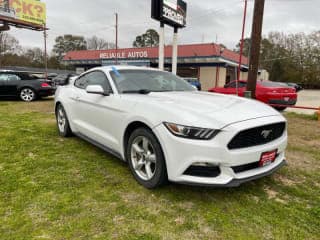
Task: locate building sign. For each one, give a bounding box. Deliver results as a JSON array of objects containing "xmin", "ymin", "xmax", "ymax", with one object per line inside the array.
[
  {"xmin": 151, "ymin": 0, "xmax": 187, "ymax": 28},
  {"xmin": 100, "ymin": 51, "xmax": 149, "ymax": 59},
  {"xmin": 102, "ymin": 60, "xmax": 150, "ymax": 67},
  {"xmin": 0, "ymin": 0, "xmax": 46, "ymax": 25}
]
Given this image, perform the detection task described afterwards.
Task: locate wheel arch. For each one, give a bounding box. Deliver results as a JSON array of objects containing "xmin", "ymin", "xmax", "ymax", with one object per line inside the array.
[
  {"xmin": 55, "ymin": 101, "xmax": 62, "ymax": 113},
  {"xmin": 18, "ymin": 85, "xmax": 37, "ymax": 93},
  {"xmin": 122, "ymin": 121, "xmax": 162, "ymax": 162}
]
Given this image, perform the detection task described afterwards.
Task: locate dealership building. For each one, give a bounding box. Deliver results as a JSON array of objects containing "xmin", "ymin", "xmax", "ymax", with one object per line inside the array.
[{"xmin": 64, "ymin": 43, "xmax": 268, "ymax": 90}]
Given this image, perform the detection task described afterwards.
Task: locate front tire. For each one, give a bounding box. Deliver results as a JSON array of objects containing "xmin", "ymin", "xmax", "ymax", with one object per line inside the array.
[
  {"xmin": 127, "ymin": 128, "xmax": 168, "ymax": 189},
  {"xmin": 20, "ymin": 88, "xmax": 36, "ymax": 102},
  {"xmin": 55, "ymin": 104, "xmax": 73, "ymax": 137}
]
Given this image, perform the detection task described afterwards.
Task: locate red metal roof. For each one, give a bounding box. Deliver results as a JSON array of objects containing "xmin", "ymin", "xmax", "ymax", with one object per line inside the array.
[{"xmin": 64, "ymin": 43, "xmax": 248, "ymax": 65}]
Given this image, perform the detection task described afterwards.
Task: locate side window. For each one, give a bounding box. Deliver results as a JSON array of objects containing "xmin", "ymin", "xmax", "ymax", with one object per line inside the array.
[
  {"xmin": 227, "ymin": 82, "xmax": 246, "ymax": 88},
  {"xmin": 76, "ymin": 71, "xmax": 112, "ymax": 92},
  {"xmin": 0, "ymin": 74, "xmax": 8, "ymax": 81},
  {"xmin": 87, "ymin": 71, "xmax": 112, "ymax": 92},
  {"xmin": 239, "ymin": 82, "xmax": 247, "ymax": 88},
  {"xmin": 227, "ymin": 82, "xmax": 237, "ymax": 88},
  {"xmin": 75, "ymin": 74, "xmax": 89, "ymax": 89},
  {"xmin": 7, "ymin": 74, "xmax": 21, "ymax": 81}
]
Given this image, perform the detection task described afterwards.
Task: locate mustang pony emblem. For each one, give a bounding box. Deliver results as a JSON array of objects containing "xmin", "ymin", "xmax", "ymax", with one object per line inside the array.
[{"xmin": 261, "ymin": 130, "xmax": 273, "ymax": 139}]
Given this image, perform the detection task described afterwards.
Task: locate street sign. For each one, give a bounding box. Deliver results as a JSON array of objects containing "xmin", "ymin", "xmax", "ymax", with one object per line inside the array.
[{"xmin": 151, "ymin": 0, "xmax": 187, "ymax": 28}]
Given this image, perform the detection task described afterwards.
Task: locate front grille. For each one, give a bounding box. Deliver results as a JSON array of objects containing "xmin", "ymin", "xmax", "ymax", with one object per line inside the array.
[{"xmin": 228, "ymin": 122, "xmax": 286, "ymax": 150}]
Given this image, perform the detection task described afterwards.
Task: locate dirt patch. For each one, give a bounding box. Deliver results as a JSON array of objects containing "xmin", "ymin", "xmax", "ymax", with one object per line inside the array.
[
  {"xmin": 264, "ymin": 187, "xmax": 288, "ymax": 204},
  {"xmin": 286, "ymin": 150, "xmax": 319, "ymax": 171},
  {"xmin": 177, "ymin": 201, "xmax": 194, "ymax": 211},
  {"xmin": 274, "ymin": 173, "xmax": 304, "ymax": 187}
]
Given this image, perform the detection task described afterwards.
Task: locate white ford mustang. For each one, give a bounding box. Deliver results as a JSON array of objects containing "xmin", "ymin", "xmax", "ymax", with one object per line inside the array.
[{"xmin": 55, "ymin": 66, "xmax": 287, "ymax": 189}]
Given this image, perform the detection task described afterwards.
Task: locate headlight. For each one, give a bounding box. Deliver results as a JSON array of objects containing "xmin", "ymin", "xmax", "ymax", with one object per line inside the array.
[{"xmin": 164, "ymin": 122, "xmax": 220, "ymax": 140}]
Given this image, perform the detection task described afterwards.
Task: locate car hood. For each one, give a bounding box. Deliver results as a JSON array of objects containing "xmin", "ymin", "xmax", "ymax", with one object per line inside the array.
[{"xmin": 124, "ymin": 91, "xmax": 282, "ymax": 129}]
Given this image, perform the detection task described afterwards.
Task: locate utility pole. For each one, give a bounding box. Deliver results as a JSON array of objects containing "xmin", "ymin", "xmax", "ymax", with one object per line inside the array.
[
  {"xmin": 236, "ymin": 0, "xmax": 248, "ymax": 96},
  {"xmin": 247, "ymin": 0, "xmax": 265, "ymax": 98},
  {"xmin": 158, "ymin": 22, "xmax": 165, "ymax": 71},
  {"xmin": 43, "ymin": 24, "xmax": 48, "ymax": 79},
  {"xmin": 115, "ymin": 13, "xmax": 118, "ymax": 65},
  {"xmin": 238, "ymin": 0, "xmax": 248, "ymax": 81},
  {"xmin": 172, "ymin": 27, "xmax": 178, "ymax": 75}
]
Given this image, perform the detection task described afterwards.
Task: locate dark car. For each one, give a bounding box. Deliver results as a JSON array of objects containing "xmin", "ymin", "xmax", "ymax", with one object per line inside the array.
[
  {"xmin": 53, "ymin": 73, "xmax": 78, "ymax": 86},
  {"xmin": 0, "ymin": 70, "xmax": 56, "ymax": 102},
  {"xmin": 184, "ymin": 78, "xmax": 202, "ymax": 90},
  {"xmin": 286, "ymin": 83, "xmax": 303, "ymax": 92}
]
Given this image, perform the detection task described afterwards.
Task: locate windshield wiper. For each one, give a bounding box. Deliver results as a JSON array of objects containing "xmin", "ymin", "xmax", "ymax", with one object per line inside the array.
[{"xmin": 122, "ymin": 89, "xmax": 151, "ymax": 94}]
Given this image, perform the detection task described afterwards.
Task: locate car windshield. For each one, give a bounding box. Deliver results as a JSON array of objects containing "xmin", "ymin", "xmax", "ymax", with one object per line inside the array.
[{"xmin": 110, "ymin": 69, "xmax": 195, "ymax": 93}]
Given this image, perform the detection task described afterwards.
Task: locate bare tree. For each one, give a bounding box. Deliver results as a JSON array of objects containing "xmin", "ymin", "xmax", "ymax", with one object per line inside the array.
[
  {"xmin": 87, "ymin": 36, "xmax": 116, "ymax": 50},
  {"xmin": 23, "ymin": 47, "xmax": 44, "ymax": 66},
  {"xmin": 0, "ymin": 32, "xmax": 21, "ymax": 66},
  {"xmin": 0, "ymin": 32, "xmax": 20, "ymax": 54}
]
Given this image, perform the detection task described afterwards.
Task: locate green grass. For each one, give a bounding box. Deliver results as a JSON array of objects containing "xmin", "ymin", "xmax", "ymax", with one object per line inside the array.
[{"xmin": 0, "ymin": 100, "xmax": 319, "ymax": 240}]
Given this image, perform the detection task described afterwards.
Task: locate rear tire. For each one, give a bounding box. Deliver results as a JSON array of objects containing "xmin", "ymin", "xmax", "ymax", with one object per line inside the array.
[
  {"xmin": 126, "ymin": 128, "xmax": 168, "ymax": 189},
  {"xmin": 20, "ymin": 88, "xmax": 36, "ymax": 102},
  {"xmin": 55, "ymin": 104, "xmax": 73, "ymax": 137}
]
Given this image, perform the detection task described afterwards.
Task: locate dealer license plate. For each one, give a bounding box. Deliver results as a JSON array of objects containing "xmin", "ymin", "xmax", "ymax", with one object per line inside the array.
[{"xmin": 259, "ymin": 150, "xmax": 277, "ymax": 167}]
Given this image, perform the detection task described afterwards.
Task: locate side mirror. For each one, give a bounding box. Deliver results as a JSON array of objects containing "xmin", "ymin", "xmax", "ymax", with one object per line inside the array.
[{"xmin": 86, "ymin": 85, "xmax": 107, "ymax": 95}]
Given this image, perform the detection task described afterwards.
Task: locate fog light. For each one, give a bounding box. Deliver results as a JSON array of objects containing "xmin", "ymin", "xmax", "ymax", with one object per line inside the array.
[{"xmin": 184, "ymin": 163, "xmax": 221, "ymax": 178}]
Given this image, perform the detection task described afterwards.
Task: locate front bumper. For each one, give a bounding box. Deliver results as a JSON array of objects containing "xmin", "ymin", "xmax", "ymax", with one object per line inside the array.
[
  {"xmin": 179, "ymin": 160, "xmax": 287, "ymax": 187},
  {"xmin": 153, "ymin": 115, "xmax": 287, "ymax": 187},
  {"xmin": 269, "ymin": 99, "xmax": 297, "ymax": 106}
]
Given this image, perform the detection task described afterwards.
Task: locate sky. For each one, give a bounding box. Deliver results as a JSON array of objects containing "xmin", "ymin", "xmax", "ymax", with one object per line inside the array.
[{"xmin": 7, "ymin": 0, "xmax": 320, "ymax": 52}]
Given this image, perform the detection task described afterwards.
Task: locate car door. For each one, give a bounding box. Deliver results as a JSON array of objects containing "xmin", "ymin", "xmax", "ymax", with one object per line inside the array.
[
  {"xmin": 6, "ymin": 74, "xmax": 21, "ymax": 96},
  {"xmin": 0, "ymin": 73, "xmax": 8, "ymax": 96},
  {"xmin": 72, "ymin": 70, "xmax": 125, "ymax": 152}
]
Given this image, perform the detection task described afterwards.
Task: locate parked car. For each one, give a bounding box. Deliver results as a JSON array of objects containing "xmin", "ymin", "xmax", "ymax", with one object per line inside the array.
[
  {"xmin": 209, "ymin": 80, "xmax": 298, "ymax": 111},
  {"xmin": 55, "ymin": 66, "xmax": 287, "ymax": 189},
  {"xmin": 184, "ymin": 77, "xmax": 201, "ymax": 90},
  {"xmin": 285, "ymin": 82, "xmax": 303, "ymax": 92},
  {"xmin": 47, "ymin": 73, "xmax": 58, "ymax": 81},
  {"xmin": 0, "ymin": 70, "xmax": 55, "ymax": 102},
  {"xmin": 53, "ymin": 73, "xmax": 78, "ymax": 86}
]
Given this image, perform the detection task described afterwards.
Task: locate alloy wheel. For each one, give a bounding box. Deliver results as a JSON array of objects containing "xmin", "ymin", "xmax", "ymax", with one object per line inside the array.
[
  {"xmin": 130, "ymin": 136, "xmax": 157, "ymax": 181},
  {"xmin": 57, "ymin": 106, "xmax": 66, "ymax": 133},
  {"xmin": 20, "ymin": 88, "xmax": 35, "ymax": 102}
]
